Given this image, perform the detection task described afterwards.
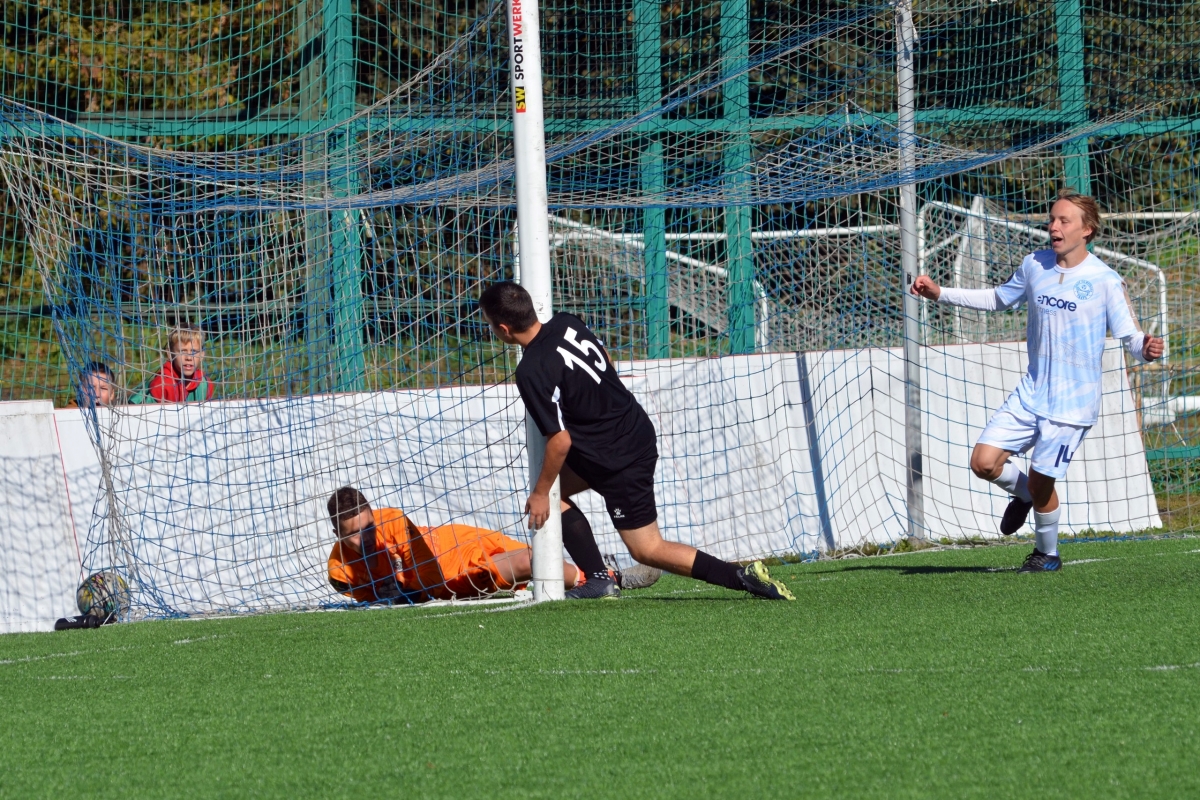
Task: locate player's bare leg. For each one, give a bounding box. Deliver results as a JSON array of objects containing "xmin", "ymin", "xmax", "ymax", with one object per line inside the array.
[
  {"xmin": 615, "ymin": 521, "xmax": 698, "ymax": 575},
  {"xmin": 558, "ymin": 464, "xmax": 789, "ymax": 599},
  {"xmin": 619, "ymin": 522, "xmax": 792, "ymax": 600},
  {"xmin": 969, "ymin": 443, "xmax": 1010, "ymax": 481},
  {"xmin": 489, "ymin": 548, "xmax": 581, "ymax": 589},
  {"xmin": 971, "ymin": 443, "xmax": 1035, "ymax": 535},
  {"xmin": 1019, "ymin": 469, "xmax": 1063, "ymax": 572},
  {"xmin": 970, "ymin": 441, "xmax": 1061, "ymax": 569},
  {"xmin": 1026, "ymin": 469, "xmax": 1058, "ymax": 513}
]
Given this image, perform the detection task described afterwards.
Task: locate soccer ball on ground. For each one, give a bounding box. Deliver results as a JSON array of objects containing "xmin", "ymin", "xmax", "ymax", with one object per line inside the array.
[{"xmin": 76, "ymin": 571, "xmax": 131, "ymax": 623}]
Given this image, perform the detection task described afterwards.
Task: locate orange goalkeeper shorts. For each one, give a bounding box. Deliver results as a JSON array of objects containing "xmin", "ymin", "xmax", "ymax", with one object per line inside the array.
[{"xmin": 429, "ymin": 524, "xmax": 529, "ymax": 598}]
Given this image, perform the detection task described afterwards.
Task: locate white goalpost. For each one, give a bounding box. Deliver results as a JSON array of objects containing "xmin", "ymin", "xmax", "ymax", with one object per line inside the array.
[{"xmin": 506, "ymin": 0, "xmax": 564, "ymax": 602}]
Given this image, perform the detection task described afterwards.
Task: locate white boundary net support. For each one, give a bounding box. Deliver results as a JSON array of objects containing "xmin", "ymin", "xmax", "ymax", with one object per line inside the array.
[{"xmin": 507, "ymin": 0, "xmax": 563, "ymax": 602}]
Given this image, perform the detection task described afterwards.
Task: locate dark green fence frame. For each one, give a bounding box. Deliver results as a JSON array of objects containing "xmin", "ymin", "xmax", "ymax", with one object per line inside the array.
[{"xmin": 8, "ymin": 0, "xmax": 1196, "ymax": 380}]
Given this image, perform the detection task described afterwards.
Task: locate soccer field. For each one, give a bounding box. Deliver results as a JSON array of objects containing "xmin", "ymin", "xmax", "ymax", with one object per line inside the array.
[{"xmin": 2, "ymin": 537, "xmax": 1197, "ymax": 798}]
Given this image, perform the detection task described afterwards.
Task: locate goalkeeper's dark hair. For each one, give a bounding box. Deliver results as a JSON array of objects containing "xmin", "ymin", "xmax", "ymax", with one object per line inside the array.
[
  {"xmin": 83, "ymin": 361, "xmax": 115, "ymax": 381},
  {"xmin": 479, "ymin": 281, "xmax": 538, "ymax": 333},
  {"xmin": 328, "ymin": 486, "xmax": 371, "ymax": 524}
]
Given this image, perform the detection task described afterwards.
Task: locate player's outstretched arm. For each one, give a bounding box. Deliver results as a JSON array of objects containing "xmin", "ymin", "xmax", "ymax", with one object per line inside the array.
[{"xmin": 913, "ymin": 274, "xmax": 1012, "ymax": 311}]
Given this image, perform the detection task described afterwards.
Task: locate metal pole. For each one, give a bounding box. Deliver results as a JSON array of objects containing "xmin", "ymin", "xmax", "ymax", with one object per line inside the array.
[
  {"xmin": 722, "ymin": 0, "xmax": 756, "ymax": 355},
  {"xmin": 508, "ymin": 0, "xmax": 564, "ymax": 601},
  {"xmin": 896, "ymin": 0, "xmax": 925, "ymax": 541},
  {"xmin": 1055, "ymin": 0, "xmax": 1090, "ymax": 195},
  {"xmin": 298, "ymin": 0, "xmax": 331, "ymax": 393},
  {"xmin": 637, "ymin": 0, "xmax": 669, "ymax": 359},
  {"xmin": 324, "ymin": 0, "xmax": 366, "ymax": 392}
]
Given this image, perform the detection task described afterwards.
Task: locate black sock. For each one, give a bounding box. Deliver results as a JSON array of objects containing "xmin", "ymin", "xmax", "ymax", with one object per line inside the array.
[
  {"xmin": 561, "ymin": 503, "xmax": 609, "ymax": 581},
  {"xmin": 691, "ymin": 550, "xmax": 744, "ymax": 591}
]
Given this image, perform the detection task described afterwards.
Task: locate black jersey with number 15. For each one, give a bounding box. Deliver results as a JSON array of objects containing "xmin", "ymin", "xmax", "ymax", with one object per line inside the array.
[{"xmin": 515, "ymin": 313, "xmax": 657, "ymax": 472}]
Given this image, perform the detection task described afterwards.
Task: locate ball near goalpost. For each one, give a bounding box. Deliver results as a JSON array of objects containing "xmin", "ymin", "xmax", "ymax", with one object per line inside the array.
[{"xmin": 77, "ymin": 571, "xmax": 131, "ymax": 623}]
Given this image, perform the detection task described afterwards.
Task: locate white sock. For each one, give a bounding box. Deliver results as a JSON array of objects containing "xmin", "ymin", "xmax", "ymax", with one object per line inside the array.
[
  {"xmin": 1033, "ymin": 507, "xmax": 1061, "ymax": 556},
  {"xmin": 993, "ymin": 462, "xmax": 1032, "ymax": 503}
]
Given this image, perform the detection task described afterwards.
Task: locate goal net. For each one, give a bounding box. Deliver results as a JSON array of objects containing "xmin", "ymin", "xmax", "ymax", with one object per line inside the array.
[{"xmin": 0, "ymin": 0, "xmax": 1196, "ymax": 618}]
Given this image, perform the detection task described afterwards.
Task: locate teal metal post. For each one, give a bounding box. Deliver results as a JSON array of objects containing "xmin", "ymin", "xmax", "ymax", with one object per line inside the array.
[
  {"xmin": 325, "ymin": 0, "xmax": 366, "ymax": 391},
  {"xmin": 297, "ymin": 0, "xmax": 330, "ymax": 393},
  {"xmin": 637, "ymin": 0, "xmax": 669, "ymax": 359},
  {"xmin": 1056, "ymin": 0, "xmax": 1090, "ymax": 195},
  {"xmin": 722, "ymin": 0, "xmax": 756, "ymax": 354}
]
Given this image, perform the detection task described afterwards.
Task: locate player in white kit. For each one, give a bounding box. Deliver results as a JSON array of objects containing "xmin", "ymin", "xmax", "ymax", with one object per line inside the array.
[{"xmin": 911, "ymin": 190, "xmax": 1165, "ymax": 572}]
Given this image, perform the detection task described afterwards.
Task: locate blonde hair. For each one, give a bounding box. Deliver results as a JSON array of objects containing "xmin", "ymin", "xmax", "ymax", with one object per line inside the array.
[
  {"xmin": 168, "ymin": 322, "xmax": 205, "ymax": 351},
  {"xmin": 1054, "ymin": 188, "xmax": 1102, "ymax": 243}
]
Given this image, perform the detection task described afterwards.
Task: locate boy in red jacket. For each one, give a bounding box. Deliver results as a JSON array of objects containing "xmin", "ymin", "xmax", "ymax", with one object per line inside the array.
[{"xmin": 132, "ymin": 322, "xmax": 214, "ymax": 403}]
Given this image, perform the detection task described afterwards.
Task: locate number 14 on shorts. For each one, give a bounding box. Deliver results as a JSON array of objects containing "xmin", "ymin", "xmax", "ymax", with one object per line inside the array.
[{"xmin": 1055, "ymin": 444, "xmax": 1074, "ymax": 469}]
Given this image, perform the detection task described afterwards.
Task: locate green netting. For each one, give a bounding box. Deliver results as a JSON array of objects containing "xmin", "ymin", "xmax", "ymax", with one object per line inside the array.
[{"xmin": 3, "ymin": 2, "xmax": 1197, "ymax": 394}]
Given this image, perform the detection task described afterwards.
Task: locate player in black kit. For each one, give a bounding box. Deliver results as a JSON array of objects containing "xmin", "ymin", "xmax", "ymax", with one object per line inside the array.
[{"xmin": 480, "ymin": 281, "xmax": 794, "ymax": 600}]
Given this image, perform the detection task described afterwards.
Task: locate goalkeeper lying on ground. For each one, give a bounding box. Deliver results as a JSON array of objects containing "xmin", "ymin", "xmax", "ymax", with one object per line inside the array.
[{"xmin": 327, "ymin": 486, "xmax": 658, "ymax": 603}]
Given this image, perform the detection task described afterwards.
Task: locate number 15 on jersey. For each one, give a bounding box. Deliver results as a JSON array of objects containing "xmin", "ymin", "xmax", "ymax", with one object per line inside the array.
[{"xmin": 556, "ymin": 327, "xmax": 606, "ymax": 384}]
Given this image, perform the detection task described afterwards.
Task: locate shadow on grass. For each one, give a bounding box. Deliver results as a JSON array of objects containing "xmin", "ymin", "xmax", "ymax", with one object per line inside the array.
[
  {"xmin": 828, "ymin": 564, "xmax": 1014, "ymax": 576},
  {"xmin": 623, "ymin": 594, "xmax": 746, "ymax": 602}
]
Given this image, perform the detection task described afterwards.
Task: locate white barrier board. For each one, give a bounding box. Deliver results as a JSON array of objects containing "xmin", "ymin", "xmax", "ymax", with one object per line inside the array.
[
  {"xmin": 0, "ymin": 344, "xmax": 1160, "ymax": 627},
  {"xmin": 0, "ymin": 402, "xmax": 84, "ymax": 633}
]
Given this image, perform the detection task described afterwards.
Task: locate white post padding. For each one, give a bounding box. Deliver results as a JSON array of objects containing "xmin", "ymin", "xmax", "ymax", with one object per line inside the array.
[
  {"xmin": 507, "ymin": 0, "xmax": 563, "ymax": 601},
  {"xmin": 895, "ymin": 0, "xmax": 925, "ymax": 540},
  {"xmin": 524, "ymin": 410, "xmax": 564, "ymax": 602}
]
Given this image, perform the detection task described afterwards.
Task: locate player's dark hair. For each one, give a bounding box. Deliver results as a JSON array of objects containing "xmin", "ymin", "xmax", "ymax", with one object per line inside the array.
[
  {"xmin": 83, "ymin": 361, "xmax": 115, "ymax": 381},
  {"xmin": 1054, "ymin": 188, "xmax": 1102, "ymax": 243},
  {"xmin": 479, "ymin": 281, "xmax": 538, "ymax": 333},
  {"xmin": 328, "ymin": 486, "xmax": 371, "ymax": 523}
]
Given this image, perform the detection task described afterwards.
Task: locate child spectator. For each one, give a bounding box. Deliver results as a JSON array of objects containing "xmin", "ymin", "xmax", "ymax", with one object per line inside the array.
[
  {"xmin": 132, "ymin": 323, "xmax": 214, "ymax": 403},
  {"xmin": 67, "ymin": 361, "xmax": 117, "ymax": 408}
]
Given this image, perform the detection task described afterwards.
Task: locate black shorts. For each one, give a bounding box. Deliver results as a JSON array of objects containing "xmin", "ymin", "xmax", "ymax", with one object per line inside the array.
[{"xmin": 566, "ymin": 450, "xmax": 659, "ymax": 530}]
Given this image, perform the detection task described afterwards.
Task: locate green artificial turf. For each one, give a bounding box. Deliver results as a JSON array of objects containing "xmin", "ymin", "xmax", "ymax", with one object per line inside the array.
[{"xmin": 2, "ymin": 537, "xmax": 1198, "ymax": 798}]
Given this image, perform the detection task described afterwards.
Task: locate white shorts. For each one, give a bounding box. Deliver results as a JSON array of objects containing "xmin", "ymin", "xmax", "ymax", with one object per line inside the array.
[{"xmin": 977, "ymin": 392, "xmax": 1090, "ymax": 480}]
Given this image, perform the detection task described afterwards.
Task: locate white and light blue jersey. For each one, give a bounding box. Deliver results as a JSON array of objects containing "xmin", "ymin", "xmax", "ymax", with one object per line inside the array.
[{"xmin": 938, "ymin": 249, "xmax": 1144, "ymax": 426}]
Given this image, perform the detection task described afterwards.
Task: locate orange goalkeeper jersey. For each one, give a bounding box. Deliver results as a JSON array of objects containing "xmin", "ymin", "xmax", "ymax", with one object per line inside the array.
[{"xmin": 327, "ymin": 508, "xmax": 527, "ymax": 603}]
